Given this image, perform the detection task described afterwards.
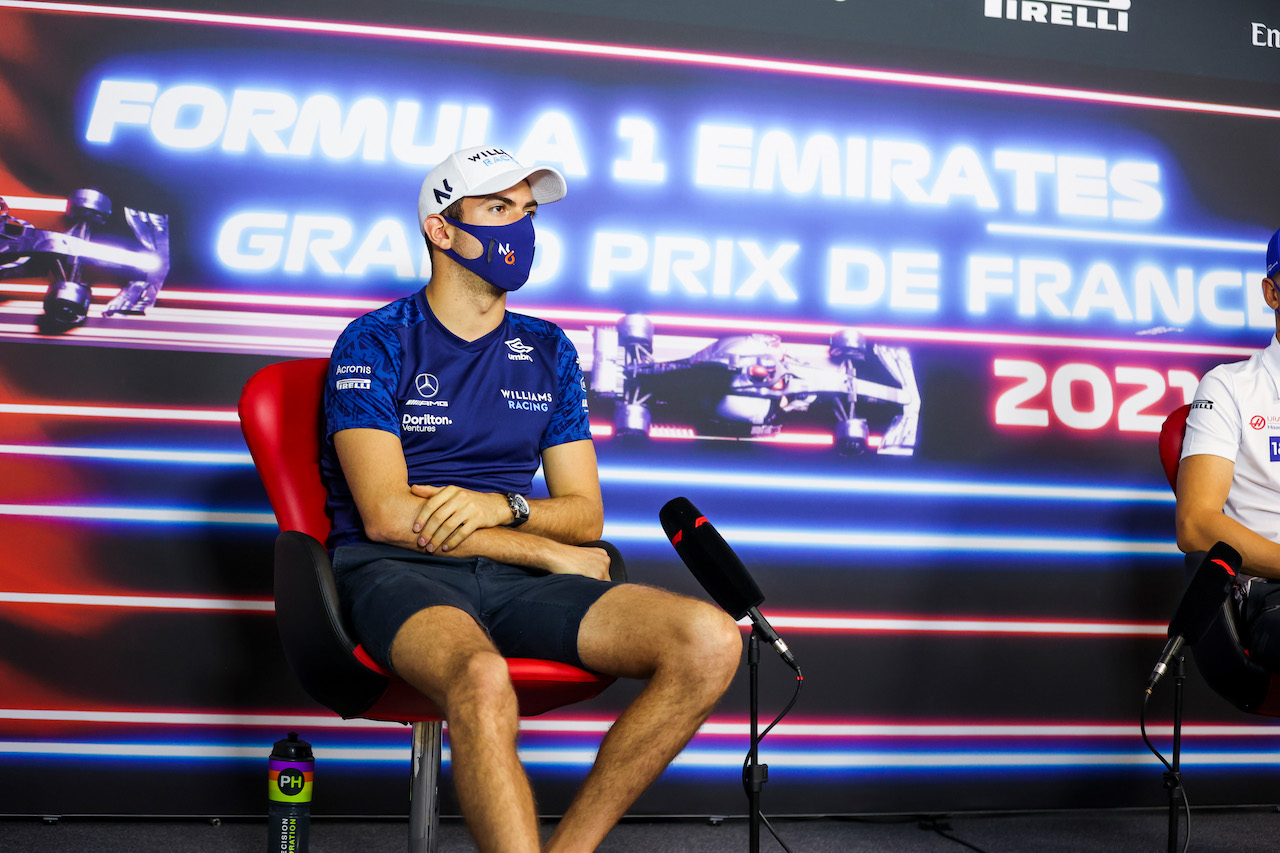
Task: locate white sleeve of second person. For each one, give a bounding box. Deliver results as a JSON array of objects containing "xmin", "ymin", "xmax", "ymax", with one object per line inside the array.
[{"xmin": 1181, "ymin": 369, "xmax": 1241, "ymax": 463}]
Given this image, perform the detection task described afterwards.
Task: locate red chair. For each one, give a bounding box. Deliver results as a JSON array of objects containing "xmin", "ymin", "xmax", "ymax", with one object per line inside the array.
[
  {"xmin": 1158, "ymin": 404, "xmax": 1280, "ymax": 715},
  {"xmin": 239, "ymin": 357, "xmax": 617, "ymax": 852}
]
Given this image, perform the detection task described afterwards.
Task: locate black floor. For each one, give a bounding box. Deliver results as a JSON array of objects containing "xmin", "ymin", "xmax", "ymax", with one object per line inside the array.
[{"xmin": 3, "ymin": 809, "xmax": 1280, "ymax": 853}]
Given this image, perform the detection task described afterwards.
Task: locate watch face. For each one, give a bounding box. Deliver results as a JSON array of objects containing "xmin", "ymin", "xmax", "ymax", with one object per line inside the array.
[{"xmin": 508, "ymin": 492, "xmax": 529, "ymax": 524}]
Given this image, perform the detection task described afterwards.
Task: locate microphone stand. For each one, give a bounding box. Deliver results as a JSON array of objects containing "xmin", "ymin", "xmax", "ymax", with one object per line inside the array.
[
  {"xmin": 1164, "ymin": 654, "xmax": 1186, "ymax": 853},
  {"xmin": 745, "ymin": 630, "xmax": 766, "ymax": 853}
]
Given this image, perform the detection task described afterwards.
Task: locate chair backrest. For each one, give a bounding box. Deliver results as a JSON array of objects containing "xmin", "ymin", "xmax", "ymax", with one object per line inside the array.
[
  {"xmin": 1158, "ymin": 402, "xmax": 1280, "ymax": 716},
  {"xmin": 239, "ymin": 358, "xmax": 394, "ymax": 717},
  {"xmin": 238, "ymin": 358, "xmax": 333, "ymax": 542},
  {"xmin": 1158, "ymin": 404, "xmax": 1192, "ymax": 491}
]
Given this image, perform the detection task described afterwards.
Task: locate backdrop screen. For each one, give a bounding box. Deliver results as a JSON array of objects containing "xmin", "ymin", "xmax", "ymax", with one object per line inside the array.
[{"xmin": 2, "ymin": 0, "xmax": 1279, "ymax": 817}]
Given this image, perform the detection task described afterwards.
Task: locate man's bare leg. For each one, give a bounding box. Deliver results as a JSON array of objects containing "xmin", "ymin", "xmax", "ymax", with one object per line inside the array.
[
  {"xmin": 391, "ymin": 606, "xmax": 541, "ymax": 853},
  {"xmin": 544, "ymin": 585, "xmax": 743, "ymax": 853}
]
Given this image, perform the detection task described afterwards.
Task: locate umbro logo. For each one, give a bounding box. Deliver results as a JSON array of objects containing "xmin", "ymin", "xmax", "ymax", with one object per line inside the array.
[{"xmin": 505, "ymin": 338, "xmax": 534, "ymax": 362}]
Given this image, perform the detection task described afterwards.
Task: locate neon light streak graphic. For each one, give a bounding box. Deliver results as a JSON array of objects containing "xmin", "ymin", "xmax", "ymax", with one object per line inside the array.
[
  {"xmin": 0, "ymin": 444, "xmax": 252, "ymax": 465},
  {"xmin": 602, "ymin": 522, "xmax": 1179, "ymax": 555},
  {"xmin": 3, "ymin": 2, "xmax": 1280, "ymax": 119},
  {"xmin": 3, "ymin": 196, "xmax": 67, "ymax": 212},
  {"xmin": 596, "ymin": 466, "xmax": 1174, "ymax": 503},
  {"xmin": 0, "ymin": 592, "xmax": 272, "ymax": 612},
  {"xmin": 5, "ymin": 708, "xmax": 1280, "ymax": 741},
  {"xmin": 0, "ymin": 285, "xmax": 1258, "ymax": 357},
  {"xmin": 0, "ymin": 504, "xmax": 1178, "ymax": 554},
  {"xmin": 1, "ymin": 739, "xmax": 1277, "ymax": 771},
  {"xmin": 0, "ymin": 596, "xmax": 1161, "ymax": 636},
  {"xmin": 0, "ymin": 403, "xmax": 239, "ymax": 422},
  {"xmin": 0, "ymin": 444, "xmax": 1172, "ymax": 504},
  {"xmin": 987, "ymin": 224, "xmax": 1268, "ymax": 252},
  {"xmin": 0, "ymin": 504, "xmax": 274, "ymax": 524},
  {"xmin": 758, "ymin": 614, "xmax": 1163, "ymax": 636},
  {"xmin": 0, "ymin": 307, "xmax": 335, "ymax": 354},
  {"xmin": 0, "ymin": 502, "xmax": 1177, "ymax": 555},
  {"xmin": 0, "ymin": 282, "xmax": 385, "ymax": 311}
]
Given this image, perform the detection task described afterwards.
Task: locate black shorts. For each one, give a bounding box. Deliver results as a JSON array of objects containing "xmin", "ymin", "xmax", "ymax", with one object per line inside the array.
[
  {"xmin": 1245, "ymin": 578, "xmax": 1280, "ymax": 673},
  {"xmin": 331, "ymin": 542, "xmax": 618, "ymax": 674}
]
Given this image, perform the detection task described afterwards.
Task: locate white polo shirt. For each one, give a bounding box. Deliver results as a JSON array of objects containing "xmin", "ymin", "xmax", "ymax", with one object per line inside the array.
[{"xmin": 1182, "ymin": 334, "xmax": 1280, "ymax": 544}]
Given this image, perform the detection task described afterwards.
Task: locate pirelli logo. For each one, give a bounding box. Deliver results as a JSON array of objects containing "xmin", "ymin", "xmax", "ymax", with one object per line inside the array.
[
  {"xmin": 984, "ymin": 0, "xmax": 1130, "ymax": 33},
  {"xmin": 1190, "ymin": 400, "xmax": 1213, "ymax": 410}
]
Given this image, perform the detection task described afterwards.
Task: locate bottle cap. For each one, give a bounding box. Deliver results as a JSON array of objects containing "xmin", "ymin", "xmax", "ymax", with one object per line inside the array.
[{"xmin": 271, "ymin": 732, "xmax": 313, "ymax": 762}]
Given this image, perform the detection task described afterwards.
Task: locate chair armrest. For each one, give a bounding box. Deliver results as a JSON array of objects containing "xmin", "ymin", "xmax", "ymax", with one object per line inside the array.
[
  {"xmin": 582, "ymin": 539, "xmax": 627, "ymax": 583},
  {"xmin": 1183, "ymin": 553, "xmax": 1280, "ymax": 715}
]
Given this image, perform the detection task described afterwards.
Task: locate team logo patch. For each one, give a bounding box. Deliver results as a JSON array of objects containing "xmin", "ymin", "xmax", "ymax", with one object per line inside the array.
[
  {"xmin": 983, "ymin": 0, "xmax": 1131, "ymax": 32},
  {"xmin": 1251, "ymin": 415, "xmax": 1267, "ymax": 430},
  {"xmin": 402, "ymin": 412, "xmax": 452, "ymax": 432},
  {"xmin": 433, "ymin": 178, "xmax": 453, "ymax": 207},
  {"xmin": 415, "ymin": 373, "xmax": 440, "ymax": 398},
  {"xmin": 505, "ymin": 338, "xmax": 534, "ymax": 362},
  {"xmin": 406, "ymin": 372, "xmax": 449, "ymax": 407},
  {"xmin": 501, "ymin": 387, "xmax": 551, "ymax": 412}
]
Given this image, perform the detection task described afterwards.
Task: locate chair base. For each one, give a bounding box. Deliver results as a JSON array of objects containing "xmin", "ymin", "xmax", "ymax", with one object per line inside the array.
[{"xmin": 409, "ymin": 720, "xmax": 442, "ymax": 853}]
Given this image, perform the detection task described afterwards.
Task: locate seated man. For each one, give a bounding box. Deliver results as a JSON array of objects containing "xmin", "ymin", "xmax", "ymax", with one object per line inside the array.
[
  {"xmin": 1177, "ymin": 228, "xmax": 1280, "ymax": 670},
  {"xmin": 320, "ymin": 144, "xmax": 743, "ymax": 853}
]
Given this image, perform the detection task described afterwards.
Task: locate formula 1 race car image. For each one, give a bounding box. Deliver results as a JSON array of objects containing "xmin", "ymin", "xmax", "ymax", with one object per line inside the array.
[
  {"xmin": 588, "ymin": 314, "xmax": 919, "ymax": 455},
  {"xmin": 0, "ymin": 189, "xmax": 169, "ymax": 331}
]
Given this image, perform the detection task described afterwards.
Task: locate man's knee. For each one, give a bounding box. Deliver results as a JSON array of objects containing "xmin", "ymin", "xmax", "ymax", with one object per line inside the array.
[
  {"xmin": 668, "ymin": 602, "xmax": 743, "ymax": 691},
  {"xmin": 444, "ymin": 651, "xmax": 518, "ymax": 721}
]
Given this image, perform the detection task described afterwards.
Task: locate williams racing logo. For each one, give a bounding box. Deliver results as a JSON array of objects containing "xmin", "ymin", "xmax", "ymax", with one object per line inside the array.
[
  {"xmin": 983, "ymin": 0, "xmax": 1130, "ymax": 32},
  {"xmin": 505, "ymin": 338, "xmax": 534, "ymax": 362},
  {"xmin": 501, "ymin": 388, "xmax": 552, "ymax": 412}
]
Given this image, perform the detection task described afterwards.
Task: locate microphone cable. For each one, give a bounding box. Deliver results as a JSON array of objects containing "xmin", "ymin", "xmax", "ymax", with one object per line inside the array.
[
  {"xmin": 1140, "ymin": 689, "xmax": 1191, "ymax": 853},
  {"xmin": 744, "ymin": 664, "xmax": 804, "ymax": 853}
]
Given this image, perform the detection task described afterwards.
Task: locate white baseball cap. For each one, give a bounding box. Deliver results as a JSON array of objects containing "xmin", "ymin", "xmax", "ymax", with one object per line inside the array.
[{"xmin": 418, "ymin": 145, "xmax": 566, "ymax": 231}]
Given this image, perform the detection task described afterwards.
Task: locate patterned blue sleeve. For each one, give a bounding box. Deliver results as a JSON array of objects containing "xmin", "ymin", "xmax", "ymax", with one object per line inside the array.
[
  {"xmin": 540, "ymin": 327, "xmax": 593, "ymax": 452},
  {"xmin": 325, "ymin": 317, "xmax": 401, "ymax": 440}
]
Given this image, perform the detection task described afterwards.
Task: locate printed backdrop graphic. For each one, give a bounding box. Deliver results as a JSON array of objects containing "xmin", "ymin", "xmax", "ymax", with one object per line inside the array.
[{"xmin": 2, "ymin": 0, "xmax": 1280, "ymax": 818}]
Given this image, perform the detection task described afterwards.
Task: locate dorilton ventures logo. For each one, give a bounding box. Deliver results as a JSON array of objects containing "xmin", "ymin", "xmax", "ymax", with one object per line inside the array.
[{"xmin": 984, "ymin": 0, "xmax": 1130, "ymax": 32}]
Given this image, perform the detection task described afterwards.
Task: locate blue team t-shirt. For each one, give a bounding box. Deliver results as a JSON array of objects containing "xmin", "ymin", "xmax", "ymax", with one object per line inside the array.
[{"xmin": 321, "ymin": 289, "xmax": 592, "ymax": 549}]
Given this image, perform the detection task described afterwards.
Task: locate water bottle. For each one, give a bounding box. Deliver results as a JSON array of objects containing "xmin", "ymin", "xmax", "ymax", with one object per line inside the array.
[{"xmin": 268, "ymin": 732, "xmax": 313, "ymax": 853}]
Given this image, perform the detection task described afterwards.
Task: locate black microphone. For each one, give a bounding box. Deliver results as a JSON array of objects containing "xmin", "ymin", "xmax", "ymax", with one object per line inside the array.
[
  {"xmin": 1146, "ymin": 540, "xmax": 1242, "ymax": 693},
  {"xmin": 659, "ymin": 497, "xmax": 798, "ymax": 670}
]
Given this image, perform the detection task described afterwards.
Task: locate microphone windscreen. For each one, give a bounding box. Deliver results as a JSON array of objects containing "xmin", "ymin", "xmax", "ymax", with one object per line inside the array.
[
  {"xmin": 659, "ymin": 497, "xmax": 764, "ymax": 620},
  {"xmin": 1169, "ymin": 540, "xmax": 1242, "ymax": 644}
]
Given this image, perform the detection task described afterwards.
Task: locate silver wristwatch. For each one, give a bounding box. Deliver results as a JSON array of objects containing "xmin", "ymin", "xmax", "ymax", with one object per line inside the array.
[{"xmin": 505, "ymin": 492, "xmax": 529, "ymax": 527}]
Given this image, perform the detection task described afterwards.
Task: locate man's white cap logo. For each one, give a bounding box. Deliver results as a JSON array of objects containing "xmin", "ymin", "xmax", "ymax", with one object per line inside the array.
[{"xmin": 418, "ymin": 145, "xmax": 567, "ymax": 232}]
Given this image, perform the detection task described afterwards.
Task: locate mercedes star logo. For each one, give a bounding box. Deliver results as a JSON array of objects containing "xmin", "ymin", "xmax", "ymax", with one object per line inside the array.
[{"xmin": 415, "ymin": 373, "xmax": 439, "ymax": 398}]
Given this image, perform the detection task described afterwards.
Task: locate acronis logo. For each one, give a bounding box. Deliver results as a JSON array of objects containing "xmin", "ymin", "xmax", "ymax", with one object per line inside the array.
[{"xmin": 984, "ymin": 0, "xmax": 1130, "ymax": 32}]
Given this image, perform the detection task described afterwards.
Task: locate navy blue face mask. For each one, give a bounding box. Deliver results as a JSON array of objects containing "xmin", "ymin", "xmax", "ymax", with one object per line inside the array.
[{"xmin": 440, "ymin": 214, "xmax": 536, "ymax": 292}]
